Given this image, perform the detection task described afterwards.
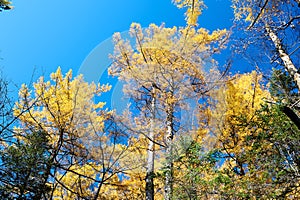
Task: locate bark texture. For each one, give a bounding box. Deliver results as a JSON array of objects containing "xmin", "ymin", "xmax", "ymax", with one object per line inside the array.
[
  {"xmin": 145, "ymin": 88, "xmax": 156, "ymax": 200},
  {"xmin": 266, "ymin": 25, "xmax": 300, "ymax": 92}
]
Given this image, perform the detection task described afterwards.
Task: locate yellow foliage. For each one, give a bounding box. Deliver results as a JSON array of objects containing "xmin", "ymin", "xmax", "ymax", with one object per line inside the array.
[
  {"xmin": 172, "ymin": 0, "xmax": 205, "ymax": 26},
  {"xmin": 211, "ymin": 71, "xmax": 270, "ymax": 154},
  {"xmin": 110, "ymin": 23, "xmax": 227, "ymax": 110},
  {"xmin": 14, "ymin": 67, "xmax": 111, "ymax": 146},
  {"xmin": 13, "ymin": 67, "xmax": 121, "ymax": 198},
  {"xmin": 231, "ymin": 0, "xmax": 274, "ymax": 23},
  {"xmin": 109, "ymin": 7, "xmax": 228, "ymax": 199}
]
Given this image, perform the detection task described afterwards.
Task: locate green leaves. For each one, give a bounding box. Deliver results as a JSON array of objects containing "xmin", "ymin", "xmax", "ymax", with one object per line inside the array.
[{"xmin": 0, "ymin": 131, "xmax": 52, "ymax": 199}]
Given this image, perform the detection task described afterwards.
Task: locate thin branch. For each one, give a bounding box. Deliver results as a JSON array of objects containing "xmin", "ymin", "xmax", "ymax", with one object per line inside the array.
[{"xmin": 247, "ymin": 0, "xmax": 269, "ymax": 30}]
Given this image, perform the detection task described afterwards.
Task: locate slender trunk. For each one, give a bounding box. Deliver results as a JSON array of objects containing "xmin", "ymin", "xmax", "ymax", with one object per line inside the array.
[
  {"xmin": 145, "ymin": 88, "xmax": 156, "ymax": 200},
  {"xmin": 164, "ymin": 104, "xmax": 174, "ymax": 200},
  {"xmin": 265, "ymin": 25, "xmax": 300, "ymax": 92}
]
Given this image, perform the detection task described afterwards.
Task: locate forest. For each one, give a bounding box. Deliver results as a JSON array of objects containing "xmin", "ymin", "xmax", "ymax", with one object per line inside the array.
[{"xmin": 0, "ymin": 0, "xmax": 300, "ymax": 199}]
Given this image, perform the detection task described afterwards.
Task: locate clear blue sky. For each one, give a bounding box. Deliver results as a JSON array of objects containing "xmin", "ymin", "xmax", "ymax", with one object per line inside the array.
[{"xmin": 0, "ymin": 0, "xmax": 233, "ymax": 87}]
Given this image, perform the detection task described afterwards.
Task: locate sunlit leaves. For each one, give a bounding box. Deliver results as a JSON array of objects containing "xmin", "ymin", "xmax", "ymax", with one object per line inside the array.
[
  {"xmin": 14, "ymin": 67, "xmax": 111, "ymax": 146},
  {"xmin": 110, "ymin": 22, "xmax": 227, "ymax": 111},
  {"xmin": 211, "ymin": 71, "xmax": 270, "ymax": 151},
  {"xmin": 13, "ymin": 67, "xmax": 121, "ymax": 198},
  {"xmin": 109, "ymin": 6, "xmax": 227, "ymax": 198},
  {"xmin": 172, "ymin": 0, "xmax": 205, "ymax": 26}
]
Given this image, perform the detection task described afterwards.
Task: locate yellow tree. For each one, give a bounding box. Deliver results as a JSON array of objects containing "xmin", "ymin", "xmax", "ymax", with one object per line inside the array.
[
  {"xmin": 109, "ymin": 1, "xmax": 227, "ymax": 198},
  {"xmin": 14, "ymin": 67, "xmax": 136, "ymax": 199},
  {"xmin": 209, "ymin": 71, "xmax": 274, "ymax": 198}
]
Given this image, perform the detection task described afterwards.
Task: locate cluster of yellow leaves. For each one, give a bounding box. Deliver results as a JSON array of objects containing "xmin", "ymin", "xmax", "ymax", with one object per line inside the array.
[
  {"xmin": 14, "ymin": 67, "xmax": 111, "ymax": 146},
  {"xmin": 115, "ymin": 170, "xmax": 164, "ymax": 199},
  {"xmin": 92, "ymin": 135, "xmax": 165, "ymax": 199},
  {"xmin": 110, "ymin": 22, "xmax": 227, "ymax": 110},
  {"xmin": 202, "ymin": 71, "xmax": 274, "ymax": 198},
  {"xmin": 53, "ymin": 163, "xmax": 135, "ymax": 200},
  {"xmin": 172, "ymin": 0, "xmax": 205, "ymax": 26},
  {"xmin": 231, "ymin": 1, "xmax": 253, "ymax": 22},
  {"xmin": 285, "ymin": 183, "xmax": 300, "ymax": 199},
  {"xmin": 211, "ymin": 71, "xmax": 270, "ymax": 152},
  {"xmin": 13, "ymin": 67, "xmax": 128, "ymax": 199},
  {"xmin": 51, "ymin": 139, "xmax": 152, "ymax": 199}
]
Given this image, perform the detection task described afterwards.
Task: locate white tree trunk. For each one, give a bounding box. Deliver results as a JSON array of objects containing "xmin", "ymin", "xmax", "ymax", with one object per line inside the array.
[
  {"xmin": 146, "ymin": 88, "xmax": 156, "ymax": 200},
  {"xmin": 164, "ymin": 105, "xmax": 174, "ymax": 200},
  {"xmin": 266, "ymin": 25, "xmax": 300, "ymax": 92}
]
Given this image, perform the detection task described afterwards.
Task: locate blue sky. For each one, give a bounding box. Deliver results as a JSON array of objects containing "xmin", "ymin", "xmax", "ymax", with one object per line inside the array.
[
  {"xmin": 0, "ymin": 0, "xmax": 234, "ymax": 113},
  {"xmin": 0, "ymin": 0, "xmax": 233, "ymax": 87}
]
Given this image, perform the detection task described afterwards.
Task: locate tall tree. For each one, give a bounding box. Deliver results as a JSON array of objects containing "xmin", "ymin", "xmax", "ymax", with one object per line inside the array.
[
  {"xmin": 209, "ymin": 71, "xmax": 272, "ymax": 198},
  {"xmin": 109, "ymin": 4, "xmax": 227, "ymax": 198},
  {"xmin": 203, "ymin": 70, "xmax": 300, "ymax": 198}
]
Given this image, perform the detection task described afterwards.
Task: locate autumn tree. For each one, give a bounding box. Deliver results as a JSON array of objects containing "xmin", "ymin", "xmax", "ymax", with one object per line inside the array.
[
  {"xmin": 207, "ymin": 71, "xmax": 272, "ymax": 198},
  {"xmin": 109, "ymin": 1, "xmax": 227, "ymax": 198},
  {"xmin": 13, "ymin": 67, "xmax": 137, "ymax": 199},
  {"xmin": 202, "ymin": 69, "xmax": 300, "ymax": 198},
  {"xmin": 224, "ymin": 2, "xmax": 300, "ymax": 197}
]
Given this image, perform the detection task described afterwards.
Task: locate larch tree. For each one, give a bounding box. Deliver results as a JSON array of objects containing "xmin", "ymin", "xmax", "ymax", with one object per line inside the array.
[
  {"xmin": 207, "ymin": 70, "xmax": 300, "ymax": 198},
  {"xmin": 227, "ymin": 1, "xmax": 300, "ymax": 197},
  {"xmin": 109, "ymin": 0, "xmax": 227, "ymax": 198},
  {"xmin": 209, "ymin": 71, "xmax": 272, "ymax": 198},
  {"xmin": 13, "ymin": 67, "xmax": 135, "ymax": 199}
]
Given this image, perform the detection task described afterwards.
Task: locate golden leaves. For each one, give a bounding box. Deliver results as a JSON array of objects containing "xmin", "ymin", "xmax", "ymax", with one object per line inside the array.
[
  {"xmin": 14, "ymin": 67, "xmax": 110, "ymax": 140},
  {"xmin": 110, "ymin": 22, "xmax": 227, "ymax": 108},
  {"xmin": 193, "ymin": 70, "xmax": 266, "ymax": 157},
  {"xmin": 210, "ymin": 71, "xmax": 271, "ymax": 175},
  {"xmin": 172, "ymin": 0, "xmax": 205, "ymax": 26}
]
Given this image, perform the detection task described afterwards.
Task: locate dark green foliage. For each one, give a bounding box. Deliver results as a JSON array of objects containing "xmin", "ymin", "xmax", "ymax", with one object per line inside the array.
[
  {"xmin": 249, "ymin": 103, "xmax": 300, "ymax": 197},
  {"xmin": 0, "ymin": 131, "xmax": 52, "ymax": 199},
  {"xmin": 170, "ymin": 139, "xmax": 221, "ymax": 200},
  {"xmin": 269, "ymin": 69, "xmax": 298, "ymax": 103}
]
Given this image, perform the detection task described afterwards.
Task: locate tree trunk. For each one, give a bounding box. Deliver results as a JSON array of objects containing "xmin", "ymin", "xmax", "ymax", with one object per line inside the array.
[
  {"xmin": 164, "ymin": 104, "xmax": 174, "ymax": 200},
  {"xmin": 145, "ymin": 88, "xmax": 156, "ymax": 200},
  {"xmin": 265, "ymin": 25, "xmax": 300, "ymax": 92}
]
